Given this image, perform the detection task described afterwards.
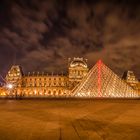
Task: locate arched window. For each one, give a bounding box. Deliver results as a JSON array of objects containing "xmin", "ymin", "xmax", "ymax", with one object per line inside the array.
[
  {"xmin": 53, "ymin": 90, "xmax": 56, "ymax": 95},
  {"xmin": 48, "ymin": 90, "xmax": 51, "ymax": 95},
  {"xmin": 58, "ymin": 90, "xmax": 61, "ymax": 95}
]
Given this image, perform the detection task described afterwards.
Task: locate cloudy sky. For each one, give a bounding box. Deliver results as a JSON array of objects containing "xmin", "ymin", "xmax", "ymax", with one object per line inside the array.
[{"xmin": 0, "ymin": 0, "xmax": 140, "ymax": 81}]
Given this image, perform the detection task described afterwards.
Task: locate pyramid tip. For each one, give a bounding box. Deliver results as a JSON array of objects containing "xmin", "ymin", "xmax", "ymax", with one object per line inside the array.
[{"xmin": 98, "ymin": 59, "xmax": 102, "ymax": 63}]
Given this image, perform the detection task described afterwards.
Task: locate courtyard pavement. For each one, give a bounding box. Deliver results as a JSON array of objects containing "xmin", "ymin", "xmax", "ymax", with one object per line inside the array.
[{"xmin": 0, "ymin": 99, "xmax": 139, "ymax": 140}]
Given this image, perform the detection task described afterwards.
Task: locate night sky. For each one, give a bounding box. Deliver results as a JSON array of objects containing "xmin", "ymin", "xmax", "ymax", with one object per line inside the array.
[{"xmin": 0, "ymin": 0, "xmax": 140, "ymax": 81}]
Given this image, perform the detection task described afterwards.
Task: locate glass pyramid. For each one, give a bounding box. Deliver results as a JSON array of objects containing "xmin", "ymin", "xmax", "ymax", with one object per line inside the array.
[{"xmin": 72, "ymin": 60, "xmax": 139, "ymax": 98}]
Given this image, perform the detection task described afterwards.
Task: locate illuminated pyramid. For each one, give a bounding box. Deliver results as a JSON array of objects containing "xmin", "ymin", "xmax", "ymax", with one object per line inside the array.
[{"xmin": 72, "ymin": 60, "xmax": 139, "ymax": 98}]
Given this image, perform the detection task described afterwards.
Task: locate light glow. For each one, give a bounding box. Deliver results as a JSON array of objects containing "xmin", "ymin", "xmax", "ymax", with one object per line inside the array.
[{"xmin": 6, "ymin": 84, "xmax": 13, "ymax": 89}]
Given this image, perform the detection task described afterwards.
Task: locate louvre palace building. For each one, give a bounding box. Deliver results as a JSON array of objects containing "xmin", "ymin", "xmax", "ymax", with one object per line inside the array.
[
  {"xmin": 1, "ymin": 58, "xmax": 89, "ymax": 98},
  {"xmin": 0, "ymin": 57, "xmax": 140, "ymax": 98}
]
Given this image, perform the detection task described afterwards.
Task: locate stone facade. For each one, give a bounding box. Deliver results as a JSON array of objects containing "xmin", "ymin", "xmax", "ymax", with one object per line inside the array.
[
  {"xmin": 122, "ymin": 71, "xmax": 139, "ymax": 90},
  {"xmin": 3, "ymin": 57, "xmax": 89, "ymax": 98}
]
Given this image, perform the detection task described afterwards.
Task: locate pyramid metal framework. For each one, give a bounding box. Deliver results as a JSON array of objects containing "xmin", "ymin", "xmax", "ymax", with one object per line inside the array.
[{"xmin": 72, "ymin": 60, "xmax": 139, "ymax": 98}]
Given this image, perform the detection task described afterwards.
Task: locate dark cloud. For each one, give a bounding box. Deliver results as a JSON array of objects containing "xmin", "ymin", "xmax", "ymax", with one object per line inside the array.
[{"xmin": 0, "ymin": 0, "xmax": 140, "ymax": 81}]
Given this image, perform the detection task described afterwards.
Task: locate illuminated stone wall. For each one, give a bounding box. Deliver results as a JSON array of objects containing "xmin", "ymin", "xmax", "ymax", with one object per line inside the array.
[
  {"xmin": 68, "ymin": 57, "xmax": 89, "ymax": 89},
  {"xmin": 0, "ymin": 87, "xmax": 6, "ymax": 97},
  {"xmin": 20, "ymin": 75, "xmax": 69, "ymax": 97},
  {"xmin": 122, "ymin": 70, "xmax": 139, "ymax": 90},
  {"xmin": 3, "ymin": 57, "xmax": 88, "ymax": 98}
]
